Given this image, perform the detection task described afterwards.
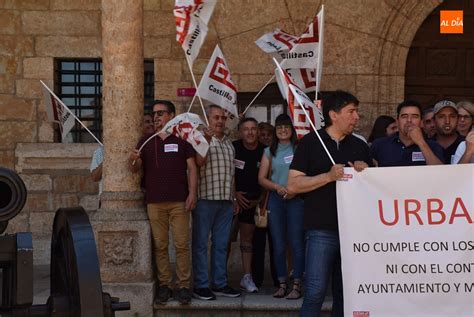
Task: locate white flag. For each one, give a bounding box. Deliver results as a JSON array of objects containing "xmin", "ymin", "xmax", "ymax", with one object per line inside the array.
[
  {"xmin": 255, "ymin": 28, "xmax": 299, "ymax": 62},
  {"xmin": 174, "ymin": 0, "xmax": 216, "ymax": 66},
  {"xmin": 280, "ymin": 7, "xmax": 324, "ymax": 69},
  {"xmin": 288, "ymin": 83, "xmax": 324, "ymax": 137},
  {"xmin": 197, "ymin": 45, "xmax": 238, "ymax": 117},
  {"xmin": 41, "ymin": 83, "xmax": 75, "ymax": 141},
  {"xmin": 288, "ymin": 68, "xmax": 316, "ymax": 93},
  {"xmin": 275, "ymin": 60, "xmax": 324, "ymax": 139},
  {"xmin": 162, "ymin": 112, "xmax": 209, "ymax": 157}
]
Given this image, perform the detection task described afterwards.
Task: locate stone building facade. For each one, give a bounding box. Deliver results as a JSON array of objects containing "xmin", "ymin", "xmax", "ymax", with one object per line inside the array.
[{"xmin": 1, "ymin": 0, "xmax": 471, "ymax": 315}]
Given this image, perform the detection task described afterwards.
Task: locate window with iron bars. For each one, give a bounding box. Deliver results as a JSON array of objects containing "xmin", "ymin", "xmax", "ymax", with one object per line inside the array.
[{"xmin": 55, "ymin": 59, "xmax": 155, "ymax": 143}]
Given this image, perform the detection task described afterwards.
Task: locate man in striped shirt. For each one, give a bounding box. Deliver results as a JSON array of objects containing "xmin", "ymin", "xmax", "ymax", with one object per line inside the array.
[{"xmin": 192, "ymin": 105, "xmax": 241, "ymax": 300}]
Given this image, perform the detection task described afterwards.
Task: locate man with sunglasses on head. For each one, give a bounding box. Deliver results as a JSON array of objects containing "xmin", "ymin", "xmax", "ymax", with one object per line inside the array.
[
  {"xmin": 129, "ymin": 100, "xmax": 197, "ymax": 305},
  {"xmin": 192, "ymin": 105, "xmax": 241, "ymax": 300}
]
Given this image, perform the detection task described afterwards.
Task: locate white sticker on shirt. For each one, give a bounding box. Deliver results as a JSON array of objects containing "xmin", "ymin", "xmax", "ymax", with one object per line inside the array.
[
  {"xmin": 234, "ymin": 159, "xmax": 245, "ymax": 170},
  {"xmin": 412, "ymin": 151, "xmax": 425, "ymax": 162},
  {"xmin": 164, "ymin": 144, "xmax": 178, "ymax": 152},
  {"xmin": 284, "ymin": 155, "xmax": 294, "ymax": 164}
]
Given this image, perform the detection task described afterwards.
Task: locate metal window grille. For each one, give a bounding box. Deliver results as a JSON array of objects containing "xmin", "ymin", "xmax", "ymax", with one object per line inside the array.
[{"xmin": 55, "ymin": 59, "xmax": 155, "ymax": 143}]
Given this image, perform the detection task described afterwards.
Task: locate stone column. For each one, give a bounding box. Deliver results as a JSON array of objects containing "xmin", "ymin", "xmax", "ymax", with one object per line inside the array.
[{"xmin": 94, "ymin": 1, "xmax": 153, "ymax": 316}]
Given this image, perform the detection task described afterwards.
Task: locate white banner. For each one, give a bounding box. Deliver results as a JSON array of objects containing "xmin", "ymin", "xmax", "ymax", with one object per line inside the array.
[
  {"xmin": 255, "ymin": 28, "xmax": 299, "ymax": 62},
  {"xmin": 337, "ymin": 165, "xmax": 474, "ymax": 317},
  {"xmin": 174, "ymin": 0, "xmax": 216, "ymax": 66},
  {"xmin": 197, "ymin": 45, "xmax": 238, "ymax": 117},
  {"xmin": 41, "ymin": 83, "xmax": 75, "ymax": 141},
  {"xmin": 162, "ymin": 112, "xmax": 209, "ymax": 157}
]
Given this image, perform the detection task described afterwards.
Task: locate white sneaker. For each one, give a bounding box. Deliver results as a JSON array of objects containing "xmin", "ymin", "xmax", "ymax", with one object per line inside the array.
[{"xmin": 240, "ymin": 274, "xmax": 258, "ymax": 293}]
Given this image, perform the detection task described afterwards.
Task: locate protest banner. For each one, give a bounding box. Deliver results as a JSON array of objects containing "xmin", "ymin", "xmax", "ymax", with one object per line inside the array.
[{"xmin": 337, "ymin": 164, "xmax": 473, "ymax": 317}]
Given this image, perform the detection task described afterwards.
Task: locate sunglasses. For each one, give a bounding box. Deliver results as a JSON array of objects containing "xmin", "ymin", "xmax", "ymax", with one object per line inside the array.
[{"xmin": 153, "ymin": 110, "xmax": 169, "ymax": 117}]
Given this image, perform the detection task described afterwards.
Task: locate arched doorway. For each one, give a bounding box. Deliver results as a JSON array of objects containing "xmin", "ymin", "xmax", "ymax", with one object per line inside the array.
[{"xmin": 405, "ymin": 0, "xmax": 474, "ymax": 107}]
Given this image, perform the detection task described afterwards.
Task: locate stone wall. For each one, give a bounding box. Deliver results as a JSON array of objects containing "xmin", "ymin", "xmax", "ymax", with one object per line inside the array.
[
  {"xmin": 10, "ymin": 143, "xmax": 98, "ymax": 264},
  {"xmin": 1, "ymin": 0, "xmax": 444, "ymax": 267},
  {"xmin": 1, "ymin": 0, "xmax": 444, "ymax": 166}
]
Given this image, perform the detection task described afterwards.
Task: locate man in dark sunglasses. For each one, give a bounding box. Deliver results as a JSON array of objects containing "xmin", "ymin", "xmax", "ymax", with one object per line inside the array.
[
  {"xmin": 152, "ymin": 101, "xmax": 174, "ymax": 131},
  {"xmin": 129, "ymin": 100, "xmax": 197, "ymax": 305}
]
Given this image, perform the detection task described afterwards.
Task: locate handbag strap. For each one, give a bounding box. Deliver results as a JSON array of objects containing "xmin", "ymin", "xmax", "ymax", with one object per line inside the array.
[{"xmin": 260, "ymin": 153, "xmax": 273, "ymax": 211}]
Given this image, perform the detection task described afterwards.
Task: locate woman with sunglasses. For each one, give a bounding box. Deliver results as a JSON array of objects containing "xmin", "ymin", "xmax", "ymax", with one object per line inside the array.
[{"xmin": 258, "ymin": 114, "xmax": 304, "ymax": 300}]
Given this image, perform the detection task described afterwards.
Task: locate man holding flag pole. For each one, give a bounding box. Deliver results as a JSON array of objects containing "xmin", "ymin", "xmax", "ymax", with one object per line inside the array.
[
  {"xmin": 287, "ymin": 90, "xmax": 373, "ymax": 317},
  {"xmin": 129, "ymin": 100, "xmax": 198, "ymax": 305},
  {"xmin": 270, "ymin": 6, "xmax": 372, "ymax": 316}
]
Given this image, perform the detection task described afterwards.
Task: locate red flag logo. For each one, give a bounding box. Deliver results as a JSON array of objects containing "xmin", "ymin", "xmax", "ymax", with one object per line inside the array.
[{"xmin": 209, "ymin": 56, "xmax": 237, "ymax": 92}]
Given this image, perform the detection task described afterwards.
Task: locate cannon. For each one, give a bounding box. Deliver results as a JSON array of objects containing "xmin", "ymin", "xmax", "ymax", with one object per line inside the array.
[{"xmin": 0, "ymin": 167, "xmax": 130, "ymax": 316}]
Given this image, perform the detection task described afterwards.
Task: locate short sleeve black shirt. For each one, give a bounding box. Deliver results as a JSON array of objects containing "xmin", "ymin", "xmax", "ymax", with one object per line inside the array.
[
  {"xmin": 290, "ymin": 130, "xmax": 373, "ymax": 231},
  {"xmin": 233, "ymin": 140, "xmax": 265, "ymax": 200}
]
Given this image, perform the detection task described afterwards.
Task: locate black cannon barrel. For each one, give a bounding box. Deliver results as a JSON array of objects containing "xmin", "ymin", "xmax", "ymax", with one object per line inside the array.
[
  {"xmin": 0, "ymin": 168, "xmax": 27, "ymax": 233},
  {"xmin": 111, "ymin": 301, "xmax": 131, "ymax": 311}
]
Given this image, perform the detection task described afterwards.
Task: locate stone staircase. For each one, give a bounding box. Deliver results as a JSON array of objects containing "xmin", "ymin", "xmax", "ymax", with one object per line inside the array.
[
  {"xmin": 153, "ymin": 289, "xmax": 333, "ymax": 317},
  {"xmin": 32, "ymin": 265, "xmax": 333, "ymax": 317}
]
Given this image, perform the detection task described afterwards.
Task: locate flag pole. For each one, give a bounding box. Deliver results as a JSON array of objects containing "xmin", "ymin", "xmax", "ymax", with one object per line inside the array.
[
  {"xmin": 289, "ymin": 86, "xmax": 335, "ymax": 165},
  {"xmin": 242, "ymin": 75, "xmax": 275, "ymax": 115},
  {"xmin": 273, "ymin": 59, "xmax": 335, "ymax": 165},
  {"xmin": 185, "ymin": 55, "xmax": 210, "ymax": 126},
  {"xmin": 186, "ymin": 94, "xmax": 197, "ymax": 113},
  {"xmin": 315, "ymin": 5, "xmax": 324, "ymax": 103},
  {"xmin": 40, "ymin": 80, "xmax": 103, "ymax": 146}
]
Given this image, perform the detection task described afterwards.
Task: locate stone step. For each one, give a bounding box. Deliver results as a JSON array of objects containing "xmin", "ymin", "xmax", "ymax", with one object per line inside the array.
[{"xmin": 154, "ymin": 290, "xmax": 333, "ymax": 317}]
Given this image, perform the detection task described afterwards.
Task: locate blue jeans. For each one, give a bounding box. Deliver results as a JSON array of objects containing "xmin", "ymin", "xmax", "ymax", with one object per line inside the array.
[
  {"xmin": 301, "ymin": 230, "xmax": 343, "ymax": 317},
  {"xmin": 267, "ymin": 191, "xmax": 305, "ymax": 281},
  {"xmin": 192, "ymin": 200, "xmax": 233, "ymax": 289}
]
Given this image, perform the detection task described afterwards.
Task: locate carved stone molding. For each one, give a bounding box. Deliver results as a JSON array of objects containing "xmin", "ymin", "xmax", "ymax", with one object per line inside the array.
[{"xmin": 99, "ymin": 231, "xmax": 136, "ymax": 266}]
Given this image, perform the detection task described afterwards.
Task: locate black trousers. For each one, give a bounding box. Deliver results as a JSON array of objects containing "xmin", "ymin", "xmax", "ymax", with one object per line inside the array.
[{"xmin": 251, "ymin": 227, "xmax": 279, "ymax": 287}]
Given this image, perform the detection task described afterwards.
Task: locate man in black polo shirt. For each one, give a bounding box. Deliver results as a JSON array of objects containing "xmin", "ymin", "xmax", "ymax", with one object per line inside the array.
[
  {"xmin": 432, "ymin": 100, "xmax": 465, "ymax": 164},
  {"xmin": 370, "ymin": 100, "xmax": 443, "ymax": 167},
  {"xmin": 287, "ymin": 91, "xmax": 372, "ymax": 317}
]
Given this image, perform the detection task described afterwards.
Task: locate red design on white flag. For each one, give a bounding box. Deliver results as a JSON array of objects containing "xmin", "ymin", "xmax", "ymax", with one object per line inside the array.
[
  {"xmin": 288, "ymin": 83, "xmax": 324, "ymax": 138},
  {"xmin": 162, "ymin": 112, "xmax": 209, "ymax": 157},
  {"xmin": 41, "ymin": 82, "xmax": 75, "ymax": 141},
  {"xmin": 280, "ymin": 7, "xmax": 324, "ymax": 69},
  {"xmin": 197, "ymin": 45, "xmax": 238, "ymax": 117},
  {"xmin": 275, "ymin": 64, "xmax": 324, "ymax": 139},
  {"xmin": 174, "ymin": 0, "xmax": 216, "ymax": 66},
  {"xmin": 255, "ymin": 28, "xmax": 299, "ymax": 61},
  {"xmin": 288, "ymin": 68, "xmax": 316, "ymax": 93}
]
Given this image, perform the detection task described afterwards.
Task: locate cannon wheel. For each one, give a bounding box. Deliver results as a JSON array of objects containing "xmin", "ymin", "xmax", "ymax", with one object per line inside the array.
[
  {"xmin": 49, "ymin": 207, "xmax": 105, "ymax": 317},
  {"xmin": 0, "ymin": 167, "xmax": 27, "ymax": 233}
]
